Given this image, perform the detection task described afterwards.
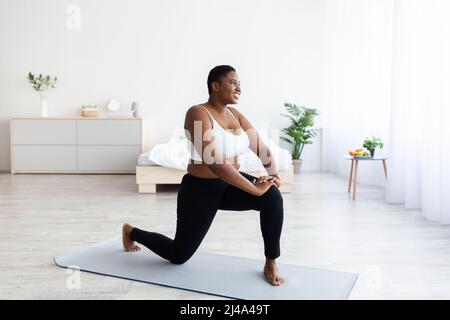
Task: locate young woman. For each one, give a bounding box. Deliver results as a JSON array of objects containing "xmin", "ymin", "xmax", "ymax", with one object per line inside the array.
[{"xmin": 122, "ymin": 65, "xmax": 284, "ymax": 286}]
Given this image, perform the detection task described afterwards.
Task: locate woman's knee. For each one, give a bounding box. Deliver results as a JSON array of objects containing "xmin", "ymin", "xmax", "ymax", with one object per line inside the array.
[
  {"xmin": 169, "ymin": 255, "xmax": 190, "ymax": 265},
  {"xmin": 169, "ymin": 250, "xmax": 195, "ymax": 265},
  {"xmin": 261, "ymin": 186, "xmax": 283, "ymax": 207},
  {"xmin": 170, "ymin": 257, "xmax": 188, "ymax": 265}
]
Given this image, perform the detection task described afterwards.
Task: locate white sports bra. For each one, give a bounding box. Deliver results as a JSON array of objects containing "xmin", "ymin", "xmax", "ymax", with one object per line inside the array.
[{"xmin": 188, "ymin": 106, "xmax": 250, "ymax": 161}]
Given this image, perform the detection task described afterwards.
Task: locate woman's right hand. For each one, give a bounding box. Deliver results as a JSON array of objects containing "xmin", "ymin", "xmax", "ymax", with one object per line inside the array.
[{"xmin": 251, "ymin": 179, "xmax": 275, "ymax": 196}]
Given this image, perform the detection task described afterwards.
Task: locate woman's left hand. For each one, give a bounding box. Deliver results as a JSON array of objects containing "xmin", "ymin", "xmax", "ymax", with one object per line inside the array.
[{"xmin": 253, "ymin": 174, "xmax": 282, "ymax": 188}]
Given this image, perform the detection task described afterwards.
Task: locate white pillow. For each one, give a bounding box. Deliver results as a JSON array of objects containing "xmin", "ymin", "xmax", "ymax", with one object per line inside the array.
[{"xmin": 147, "ymin": 128, "xmax": 292, "ymax": 171}]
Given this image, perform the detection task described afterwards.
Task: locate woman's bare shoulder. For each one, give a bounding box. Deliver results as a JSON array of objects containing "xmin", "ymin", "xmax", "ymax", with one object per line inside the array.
[
  {"xmin": 230, "ymin": 106, "xmax": 247, "ymax": 115},
  {"xmin": 227, "ymin": 106, "xmax": 244, "ymax": 120},
  {"xmin": 185, "ymin": 105, "xmax": 210, "ymax": 122},
  {"xmin": 227, "ymin": 106, "xmax": 253, "ymax": 129},
  {"xmin": 187, "ymin": 104, "xmax": 203, "ymax": 112},
  {"xmin": 186, "ymin": 104, "xmax": 204, "ymax": 116}
]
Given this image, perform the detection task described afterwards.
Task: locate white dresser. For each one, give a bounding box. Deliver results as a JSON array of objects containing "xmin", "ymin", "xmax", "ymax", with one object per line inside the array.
[{"xmin": 10, "ymin": 117, "xmax": 142, "ymax": 174}]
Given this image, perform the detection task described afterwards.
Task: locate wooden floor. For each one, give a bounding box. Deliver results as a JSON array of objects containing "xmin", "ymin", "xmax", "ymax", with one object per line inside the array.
[{"xmin": 1, "ymin": 171, "xmax": 450, "ymax": 300}]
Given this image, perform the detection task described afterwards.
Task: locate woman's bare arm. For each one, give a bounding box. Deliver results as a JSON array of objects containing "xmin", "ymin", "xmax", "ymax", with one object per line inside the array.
[
  {"xmin": 184, "ymin": 106, "xmax": 261, "ymax": 195},
  {"xmin": 228, "ymin": 107, "xmax": 279, "ymax": 176}
]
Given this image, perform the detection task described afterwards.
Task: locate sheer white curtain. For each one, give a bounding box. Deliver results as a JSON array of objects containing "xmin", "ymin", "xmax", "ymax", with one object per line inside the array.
[
  {"xmin": 322, "ymin": 0, "xmax": 450, "ymax": 223},
  {"xmin": 321, "ymin": 0, "xmax": 393, "ymax": 187},
  {"xmin": 387, "ymin": 0, "xmax": 450, "ymax": 223}
]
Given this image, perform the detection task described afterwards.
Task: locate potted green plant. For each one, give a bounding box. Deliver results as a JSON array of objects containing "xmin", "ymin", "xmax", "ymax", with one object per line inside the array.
[
  {"xmin": 27, "ymin": 72, "xmax": 57, "ymax": 117},
  {"xmin": 281, "ymin": 103, "xmax": 319, "ymax": 174},
  {"xmin": 362, "ymin": 136, "xmax": 384, "ymax": 157}
]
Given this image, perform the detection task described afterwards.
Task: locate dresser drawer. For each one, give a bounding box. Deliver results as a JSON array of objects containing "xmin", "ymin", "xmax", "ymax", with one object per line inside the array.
[
  {"xmin": 77, "ymin": 120, "xmax": 141, "ymax": 145},
  {"xmin": 12, "ymin": 145, "xmax": 77, "ymax": 171},
  {"xmin": 77, "ymin": 146, "xmax": 141, "ymax": 172},
  {"xmin": 12, "ymin": 120, "xmax": 76, "ymax": 145}
]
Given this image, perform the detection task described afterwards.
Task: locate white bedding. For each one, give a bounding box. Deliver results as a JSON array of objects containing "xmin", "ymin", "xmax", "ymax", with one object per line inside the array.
[{"xmin": 138, "ymin": 129, "xmax": 293, "ymax": 172}]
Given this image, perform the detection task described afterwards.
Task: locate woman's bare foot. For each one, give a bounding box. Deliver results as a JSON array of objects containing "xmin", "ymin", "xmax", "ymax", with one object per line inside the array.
[
  {"xmin": 263, "ymin": 258, "xmax": 284, "ymax": 286},
  {"xmin": 122, "ymin": 223, "xmax": 141, "ymax": 252}
]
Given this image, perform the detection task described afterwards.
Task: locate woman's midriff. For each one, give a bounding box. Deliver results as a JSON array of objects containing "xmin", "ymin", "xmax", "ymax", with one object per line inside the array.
[{"xmin": 187, "ymin": 156, "xmax": 240, "ymax": 178}]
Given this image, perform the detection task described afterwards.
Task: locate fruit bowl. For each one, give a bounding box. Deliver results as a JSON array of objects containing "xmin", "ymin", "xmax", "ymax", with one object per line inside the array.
[{"xmin": 348, "ymin": 148, "xmax": 371, "ymax": 157}]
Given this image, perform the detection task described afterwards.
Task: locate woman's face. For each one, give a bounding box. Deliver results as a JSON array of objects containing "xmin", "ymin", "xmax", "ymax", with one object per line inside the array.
[{"xmin": 215, "ymin": 71, "xmax": 241, "ymax": 104}]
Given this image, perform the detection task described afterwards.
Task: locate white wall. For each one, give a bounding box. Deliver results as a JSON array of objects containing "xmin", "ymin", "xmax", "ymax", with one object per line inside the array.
[{"xmin": 0, "ymin": 0, "xmax": 326, "ymax": 171}]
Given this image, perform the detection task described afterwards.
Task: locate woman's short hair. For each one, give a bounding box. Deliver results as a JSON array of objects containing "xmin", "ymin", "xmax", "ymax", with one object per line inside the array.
[{"xmin": 207, "ymin": 65, "xmax": 236, "ymax": 94}]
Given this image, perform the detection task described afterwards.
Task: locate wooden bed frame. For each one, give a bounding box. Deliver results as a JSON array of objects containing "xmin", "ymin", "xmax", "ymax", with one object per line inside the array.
[{"xmin": 136, "ymin": 165, "xmax": 294, "ymax": 193}]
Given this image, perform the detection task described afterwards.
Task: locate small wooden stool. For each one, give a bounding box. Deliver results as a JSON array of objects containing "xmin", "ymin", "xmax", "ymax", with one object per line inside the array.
[{"xmin": 343, "ymin": 156, "xmax": 388, "ymax": 200}]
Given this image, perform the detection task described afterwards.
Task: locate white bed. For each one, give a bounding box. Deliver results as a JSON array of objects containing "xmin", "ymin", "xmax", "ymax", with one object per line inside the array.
[{"xmin": 136, "ymin": 130, "xmax": 294, "ymax": 193}]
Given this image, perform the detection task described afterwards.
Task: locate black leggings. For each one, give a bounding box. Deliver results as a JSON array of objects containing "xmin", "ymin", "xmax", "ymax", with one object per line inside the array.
[{"xmin": 130, "ymin": 171, "xmax": 284, "ymax": 264}]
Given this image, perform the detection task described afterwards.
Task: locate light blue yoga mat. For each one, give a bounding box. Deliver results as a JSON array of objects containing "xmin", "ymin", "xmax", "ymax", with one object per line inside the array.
[{"xmin": 54, "ymin": 237, "xmax": 358, "ymax": 300}]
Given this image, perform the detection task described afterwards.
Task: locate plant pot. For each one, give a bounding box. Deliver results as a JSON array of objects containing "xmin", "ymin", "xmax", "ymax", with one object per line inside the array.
[
  {"xmin": 292, "ymin": 159, "xmax": 303, "ymax": 174},
  {"xmin": 40, "ymin": 98, "xmax": 48, "ymax": 117},
  {"xmin": 369, "ymin": 149, "xmax": 375, "ymax": 157}
]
